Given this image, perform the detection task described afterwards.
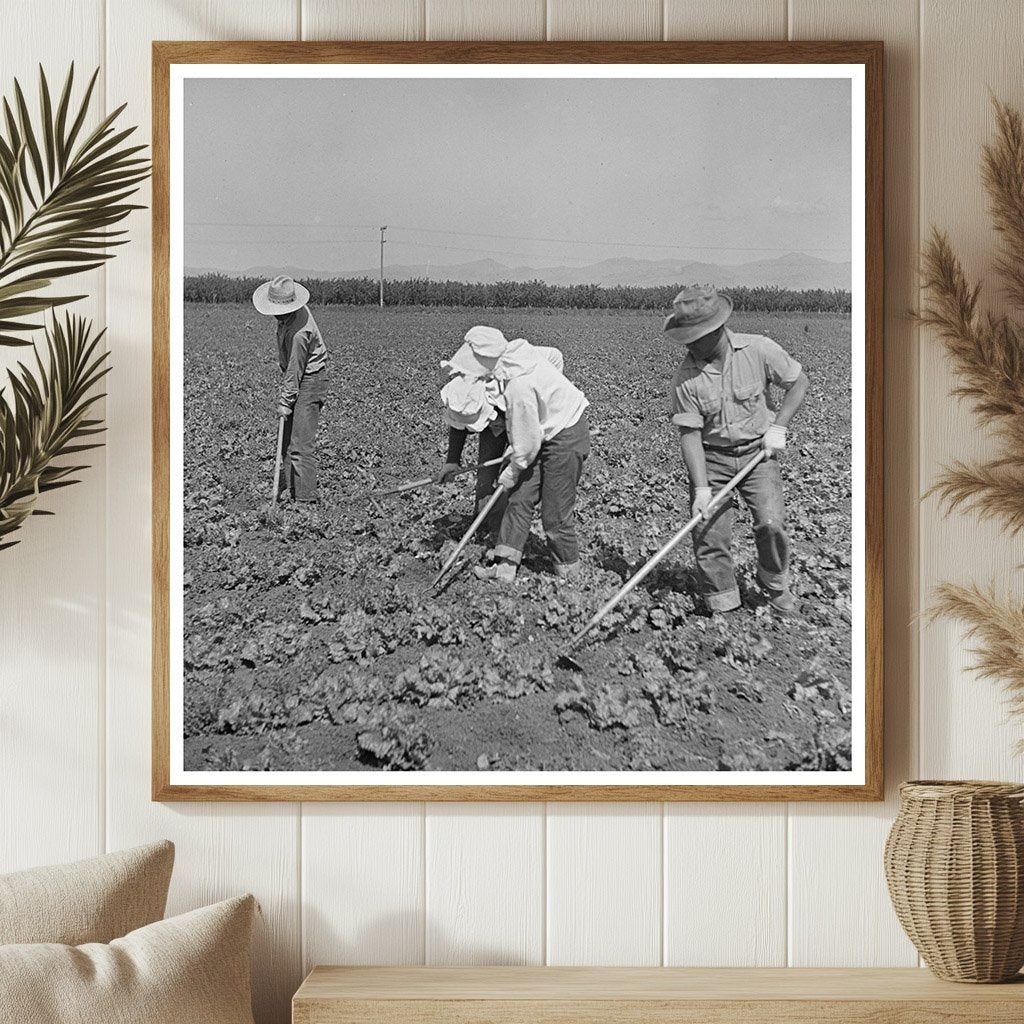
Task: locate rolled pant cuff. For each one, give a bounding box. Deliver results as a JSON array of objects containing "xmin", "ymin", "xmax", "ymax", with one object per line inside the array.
[
  {"xmin": 492, "ymin": 544, "xmax": 523, "ymax": 565},
  {"xmin": 705, "ymin": 586, "xmax": 741, "ymax": 612},
  {"xmin": 756, "ymin": 567, "xmax": 789, "ymax": 592}
]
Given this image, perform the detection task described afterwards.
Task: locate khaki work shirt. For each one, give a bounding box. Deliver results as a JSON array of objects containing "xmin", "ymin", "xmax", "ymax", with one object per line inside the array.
[{"xmin": 669, "ymin": 329, "xmax": 802, "ymax": 447}]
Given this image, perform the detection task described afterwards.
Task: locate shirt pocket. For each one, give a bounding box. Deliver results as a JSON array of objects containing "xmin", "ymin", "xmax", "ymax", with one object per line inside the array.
[
  {"xmin": 732, "ymin": 376, "xmax": 765, "ymax": 405},
  {"xmin": 730, "ymin": 374, "xmax": 770, "ymax": 436},
  {"xmin": 695, "ymin": 381, "xmax": 723, "ymax": 419}
]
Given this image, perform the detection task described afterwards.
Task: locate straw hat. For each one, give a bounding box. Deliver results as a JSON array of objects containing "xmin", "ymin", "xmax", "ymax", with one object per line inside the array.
[
  {"xmin": 662, "ymin": 285, "xmax": 733, "ymax": 345},
  {"xmin": 252, "ymin": 275, "xmax": 310, "ymax": 316},
  {"xmin": 439, "ymin": 376, "xmax": 497, "ymax": 432}
]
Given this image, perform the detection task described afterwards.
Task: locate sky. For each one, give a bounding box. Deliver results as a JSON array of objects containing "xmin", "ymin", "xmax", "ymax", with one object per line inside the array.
[{"xmin": 183, "ymin": 75, "xmax": 852, "ymax": 275}]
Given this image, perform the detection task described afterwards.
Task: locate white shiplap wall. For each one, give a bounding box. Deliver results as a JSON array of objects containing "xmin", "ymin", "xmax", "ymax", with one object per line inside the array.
[{"xmin": 3, "ymin": 2, "xmax": 1023, "ymax": 1021}]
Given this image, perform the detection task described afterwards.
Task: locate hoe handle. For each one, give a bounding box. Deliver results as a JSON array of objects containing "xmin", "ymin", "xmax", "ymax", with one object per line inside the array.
[
  {"xmin": 564, "ymin": 450, "xmax": 768, "ymax": 652},
  {"xmin": 269, "ymin": 415, "xmax": 286, "ymax": 504},
  {"xmin": 374, "ymin": 456, "xmax": 505, "ymax": 497},
  {"xmin": 429, "ymin": 485, "xmax": 506, "ymax": 591}
]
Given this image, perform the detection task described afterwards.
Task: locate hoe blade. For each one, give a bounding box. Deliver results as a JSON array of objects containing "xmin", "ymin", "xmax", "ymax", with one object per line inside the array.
[{"xmin": 556, "ymin": 649, "xmax": 586, "ymax": 673}]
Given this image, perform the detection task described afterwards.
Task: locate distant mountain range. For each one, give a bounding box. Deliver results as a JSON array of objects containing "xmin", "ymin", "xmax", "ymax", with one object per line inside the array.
[{"xmin": 185, "ymin": 252, "xmax": 851, "ymax": 292}]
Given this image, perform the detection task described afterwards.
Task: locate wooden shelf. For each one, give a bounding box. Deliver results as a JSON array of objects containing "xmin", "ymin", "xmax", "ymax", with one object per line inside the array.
[{"xmin": 293, "ymin": 966, "xmax": 1024, "ymax": 1023}]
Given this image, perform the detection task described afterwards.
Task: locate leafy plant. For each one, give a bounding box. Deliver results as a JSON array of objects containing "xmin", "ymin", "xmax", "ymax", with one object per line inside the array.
[
  {"xmin": 393, "ymin": 650, "xmax": 477, "ymax": 708},
  {"xmin": 636, "ymin": 651, "xmax": 716, "ymax": 727},
  {"xmin": 0, "ymin": 314, "xmax": 108, "ymax": 549},
  {"xmin": 357, "ymin": 707, "xmax": 432, "ymax": 770},
  {"xmin": 919, "ymin": 98, "xmax": 1024, "ymax": 720},
  {"xmin": 555, "ymin": 678, "xmax": 644, "ymax": 731},
  {"xmin": 0, "ymin": 65, "xmax": 148, "ymax": 549},
  {"xmin": 409, "ymin": 603, "xmax": 465, "ymax": 646},
  {"xmin": 328, "ymin": 610, "xmax": 380, "ymax": 665},
  {"xmin": 0, "ymin": 65, "xmax": 148, "ymax": 346},
  {"xmin": 184, "ymin": 302, "xmax": 855, "ymax": 773}
]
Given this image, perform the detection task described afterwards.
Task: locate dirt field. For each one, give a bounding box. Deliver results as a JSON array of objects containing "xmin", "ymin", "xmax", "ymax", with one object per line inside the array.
[{"xmin": 181, "ymin": 304, "xmax": 854, "ymax": 772}]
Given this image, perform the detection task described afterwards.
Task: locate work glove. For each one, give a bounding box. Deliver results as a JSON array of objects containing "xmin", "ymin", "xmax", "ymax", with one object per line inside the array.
[
  {"xmin": 691, "ymin": 486, "xmax": 713, "ymax": 520},
  {"xmin": 762, "ymin": 424, "xmax": 787, "ymax": 457},
  {"xmin": 433, "ymin": 462, "xmax": 461, "ymax": 484},
  {"xmin": 497, "ymin": 465, "xmax": 519, "ymax": 492},
  {"xmin": 276, "ymin": 403, "xmax": 291, "ymax": 420}
]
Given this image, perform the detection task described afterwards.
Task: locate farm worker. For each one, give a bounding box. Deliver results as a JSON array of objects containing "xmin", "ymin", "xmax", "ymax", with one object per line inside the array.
[
  {"xmin": 664, "ymin": 285, "xmax": 809, "ymax": 614},
  {"xmin": 467, "ymin": 332, "xmax": 590, "ymax": 584},
  {"xmin": 252, "ymin": 275, "xmax": 328, "ymax": 503},
  {"xmin": 435, "ymin": 326, "xmax": 564, "ymax": 539}
]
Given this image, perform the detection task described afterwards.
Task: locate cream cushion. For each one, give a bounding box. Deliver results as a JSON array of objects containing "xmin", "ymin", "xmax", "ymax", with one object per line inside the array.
[
  {"xmin": 0, "ymin": 894, "xmax": 256, "ymax": 1024},
  {"xmin": 0, "ymin": 840, "xmax": 174, "ymax": 945}
]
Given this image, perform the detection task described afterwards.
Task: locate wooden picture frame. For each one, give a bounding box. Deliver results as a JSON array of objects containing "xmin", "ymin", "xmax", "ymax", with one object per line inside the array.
[{"xmin": 153, "ymin": 41, "xmax": 883, "ymax": 801}]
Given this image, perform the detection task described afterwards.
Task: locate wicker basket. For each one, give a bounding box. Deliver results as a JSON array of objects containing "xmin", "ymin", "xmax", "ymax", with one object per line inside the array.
[{"xmin": 885, "ymin": 780, "xmax": 1024, "ymax": 982}]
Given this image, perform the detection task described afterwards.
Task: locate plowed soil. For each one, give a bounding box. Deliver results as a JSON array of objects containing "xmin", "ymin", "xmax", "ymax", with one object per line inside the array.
[{"xmin": 181, "ymin": 305, "xmax": 854, "ymax": 774}]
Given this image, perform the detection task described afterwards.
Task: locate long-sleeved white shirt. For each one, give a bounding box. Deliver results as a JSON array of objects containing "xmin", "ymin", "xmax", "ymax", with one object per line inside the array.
[{"xmin": 498, "ymin": 340, "xmax": 588, "ymax": 471}]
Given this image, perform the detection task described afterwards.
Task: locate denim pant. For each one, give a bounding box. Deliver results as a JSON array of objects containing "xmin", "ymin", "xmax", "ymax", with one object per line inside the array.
[
  {"xmin": 691, "ymin": 444, "xmax": 790, "ymax": 611},
  {"xmin": 281, "ymin": 369, "xmax": 326, "ymax": 501},
  {"xmin": 494, "ymin": 412, "xmax": 590, "ymax": 566},
  {"xmin": 475, "ymin": 425, "xmax": 508, "ymax": 541}
]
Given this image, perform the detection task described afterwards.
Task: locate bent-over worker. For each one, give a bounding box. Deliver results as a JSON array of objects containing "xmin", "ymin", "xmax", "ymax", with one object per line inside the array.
[
  {"xmin": 435, "ymin": 325, "xmax": 563, "ymax": 542},
  {"xmin": 469, "ymin": 333, "xmax": 590, "ymax": 584}
]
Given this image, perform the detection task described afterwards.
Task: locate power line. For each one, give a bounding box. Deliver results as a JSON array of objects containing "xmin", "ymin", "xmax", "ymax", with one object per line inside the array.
[
  {"xmin": 184, "ymin": 238, "xmax": 372, "ymax": 246},
  {"xmin": 182, "ymin": 237, "xmax": 586, "ymax": 263},
  {"xmin": 185, "ymin": 219, "xmax": 379, "ymax": 229},
  {"xmin": 184, "ymin": 236, "xmax": 658, "ymax": 266},
  {"xmin": 183, "ymin": 220, "xmax": 848, "ymax": 258},
  {"xmin": 390, "ymin": 223, "xmax": 848, "ymax": 257}
]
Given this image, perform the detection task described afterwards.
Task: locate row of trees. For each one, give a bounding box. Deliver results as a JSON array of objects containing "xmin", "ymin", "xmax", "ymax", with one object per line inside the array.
[{"xmin": 184, "ymin": 273, "xmax": 852, "ymax": 313}]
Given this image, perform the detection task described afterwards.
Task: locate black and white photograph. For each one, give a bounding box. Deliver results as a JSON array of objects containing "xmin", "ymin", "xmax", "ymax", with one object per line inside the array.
[{"xmin": 159, "ymin": 49, "xmax": 879, "ymax": 796}]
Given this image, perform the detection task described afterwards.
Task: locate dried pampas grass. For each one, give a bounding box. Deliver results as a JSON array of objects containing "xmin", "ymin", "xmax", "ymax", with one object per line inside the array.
[
  {"xmin": 921, "ymin": 98, "xmax": 1024, "ymax": 719},
  {"xmin": 931, "ymin": 584, "xmax": 1024, "ymax": 719}
]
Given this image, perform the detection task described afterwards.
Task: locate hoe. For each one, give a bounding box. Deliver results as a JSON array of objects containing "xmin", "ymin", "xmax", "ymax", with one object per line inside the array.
[
  {"xmin": 267, "ymin": 414, "xmax": 286, "ymax": 520},
  {"xmin": 373, "ymin": 456, "xmax": 505, "ymax": 497},
  {"xmin": 427, "ymin": 486, "xmax": 506, "ymax": 592},
  {"xmin": 557, "ymin": 450, "xmax": 768, "ymax": 672}
]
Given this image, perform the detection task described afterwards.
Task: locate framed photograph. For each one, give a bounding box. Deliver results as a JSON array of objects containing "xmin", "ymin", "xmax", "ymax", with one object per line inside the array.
[{"xmin": 153, "ymin": 41, "xmax": 883, "ymax": 801}]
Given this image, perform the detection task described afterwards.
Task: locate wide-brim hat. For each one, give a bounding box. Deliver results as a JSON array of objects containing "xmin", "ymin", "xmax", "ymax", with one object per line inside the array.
[
  {"xmin": 252, "ymin": 275, "xmax": 310, "ymax": 316},
  {"xmin": 440, "ymin": 326, "xmax": 509, "ymax": 378},
  {"xmin": 663, "ymin": 285, "xmax": 733, "ymax": 345},
  {"xmin": 441, "ymin": 342, "xmax": 495, "ymax": 379},
  {"xmin": 440, "ymin": 376, "xmax": 497, "ymax": 432}
]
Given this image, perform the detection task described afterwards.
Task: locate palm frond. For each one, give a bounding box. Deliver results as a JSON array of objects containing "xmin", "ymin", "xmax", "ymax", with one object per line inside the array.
[
  {"xmin": 0, "ymin": 313, "xmax": 109, "ymax": 548},
  {"xmin": 0, "ymin": 65, "xmax": 149, "ymax": 347}
]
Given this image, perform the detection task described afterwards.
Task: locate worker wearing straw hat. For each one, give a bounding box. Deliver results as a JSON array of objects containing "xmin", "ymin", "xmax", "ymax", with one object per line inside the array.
[
  {"xmin": 435, "ymin": 325, "xmax": 565, "ymax": 541},
  {"xmin": 665, "ymin": 285, "xmax": 809, "ymax": 614},
  {"xmin": 252, "ymin": 275, "xmax": 328, "ymax": 503}
]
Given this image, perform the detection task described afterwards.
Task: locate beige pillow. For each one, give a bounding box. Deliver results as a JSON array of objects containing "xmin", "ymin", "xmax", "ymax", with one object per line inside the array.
[
  {"xmin": 0, "ymin": 840, "xmax": 174, "ymax": 945},
  {"xmin": 0, "ymin": 894, "xmax": 256, "ymax": 1024}
]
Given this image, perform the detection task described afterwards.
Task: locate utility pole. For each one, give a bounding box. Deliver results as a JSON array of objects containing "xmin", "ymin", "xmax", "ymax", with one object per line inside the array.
[{"xmin": 379, "ymin": 226, "xmax": 387, "ymax": 308}]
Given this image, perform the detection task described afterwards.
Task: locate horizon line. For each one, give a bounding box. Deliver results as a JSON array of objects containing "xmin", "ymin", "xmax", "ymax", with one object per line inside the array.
[{"xmin": 184, "ymin": 251, "xmax": 853, "ymax": 279}]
